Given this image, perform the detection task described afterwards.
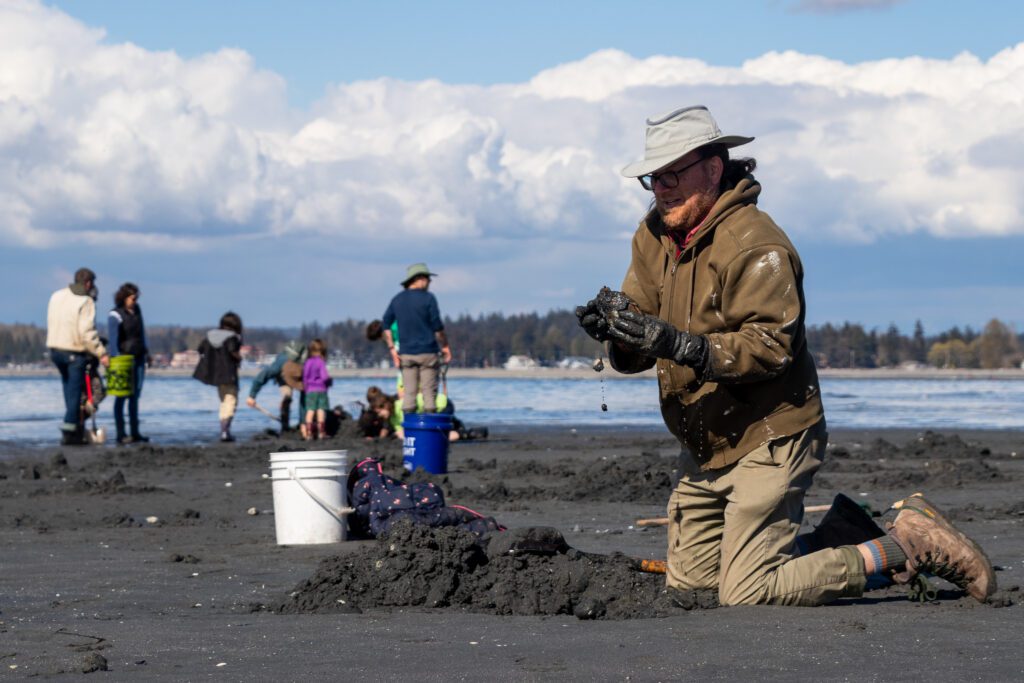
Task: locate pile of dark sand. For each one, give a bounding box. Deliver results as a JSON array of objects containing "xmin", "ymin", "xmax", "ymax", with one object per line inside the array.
[{"xmin": 276, "ymin": 521, "xmax": 717, "ymax": 620}]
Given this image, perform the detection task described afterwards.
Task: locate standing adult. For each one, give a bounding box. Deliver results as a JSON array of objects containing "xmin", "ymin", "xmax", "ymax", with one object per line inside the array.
[
  {"xmin": 46, "ymin": 268, "xmax": 109, "ymax": 444},
  {"xmin": 381, "ymin": 263, "xmax": 452, "ymax": 415},
  {"xmin": 107, "ymin": 283, "xmax": 150, "ymax": 444},
  {"xmin": 576, "ymin": 105, "xmax": 994, "ymax": 605}
]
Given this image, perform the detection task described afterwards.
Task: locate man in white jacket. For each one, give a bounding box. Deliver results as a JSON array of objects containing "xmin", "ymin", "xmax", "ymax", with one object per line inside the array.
[{"xmin": 46, "ymin": 268, "xmax": 109, "ymax": 443}]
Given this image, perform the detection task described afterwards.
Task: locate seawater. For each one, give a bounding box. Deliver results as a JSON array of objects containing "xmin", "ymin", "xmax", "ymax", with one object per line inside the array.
[{"xmin": 1, "ymin": 375, "xmax": 1023, "ymax": 450}]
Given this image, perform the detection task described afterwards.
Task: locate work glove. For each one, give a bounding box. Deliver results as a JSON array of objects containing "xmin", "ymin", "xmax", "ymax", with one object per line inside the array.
[
  {"xmin": 606, "ymin": 310, "xmax": 709, "ymax": 371},
  {"xmin": 575, "ymin": 287, "xmax": 638, "ymax": 342},
  {"xmin": 575, "ymin": 298, "xmax": 610, "ymax": 341}
]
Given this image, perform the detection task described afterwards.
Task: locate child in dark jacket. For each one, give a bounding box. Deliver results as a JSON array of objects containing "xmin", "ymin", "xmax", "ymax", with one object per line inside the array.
[
  {"xmin": 302, "ymin": 338, "xmax": 331, "ymax": 440},
  {"xmin": 193, "ymin": 311, "xmax": 243, "ymax": 442}
]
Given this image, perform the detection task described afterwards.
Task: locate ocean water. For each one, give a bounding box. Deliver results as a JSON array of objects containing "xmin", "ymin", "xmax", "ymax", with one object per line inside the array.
[{"xmin": 1, "ymin": 375, "xmax": 1023, "ymax": 450}]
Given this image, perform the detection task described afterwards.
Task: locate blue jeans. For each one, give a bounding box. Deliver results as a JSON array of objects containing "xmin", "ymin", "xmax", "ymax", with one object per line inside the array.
[
  {"xmin": 51, "ymin": 349, "xmax": 87, "ymax": 431},
  {"xmin": 113, "ymin": 362, "xmax": 146, "ymax": 438}
]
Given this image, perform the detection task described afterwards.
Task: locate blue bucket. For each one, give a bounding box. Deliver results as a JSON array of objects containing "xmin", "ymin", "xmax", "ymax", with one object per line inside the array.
[{"xmin": 402, "ymin": 413, "xmax": 452, "ymax": 474}]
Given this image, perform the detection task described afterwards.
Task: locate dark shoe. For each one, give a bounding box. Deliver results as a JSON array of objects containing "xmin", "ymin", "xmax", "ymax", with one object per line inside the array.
[
  {"xmin": 117, "ymin": 436, "xmax": 135, "ymax": 445},
  {"xmin": 219, "ymin": 418, "xmax": 234, "ymax": 443},
  {"xmin": 886, "ymin": 494, "xmax": 996, "ymax": 602},
  {"xmin": 130, "ymin": 434, "xmax": 150, "ymax": 443},
  {"xmin": 61, "ymin": 430, "xmax": 86, "ymax": 446},
  {"xmin": 802, "ymin": 493, "xmax": 885, "ymax": 554}
]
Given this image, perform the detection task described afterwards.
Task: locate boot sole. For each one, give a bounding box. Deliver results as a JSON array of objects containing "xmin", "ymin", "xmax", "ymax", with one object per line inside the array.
[{"xmin": 892, "ymin": 494, "xmax": 996, "ymax": 601}]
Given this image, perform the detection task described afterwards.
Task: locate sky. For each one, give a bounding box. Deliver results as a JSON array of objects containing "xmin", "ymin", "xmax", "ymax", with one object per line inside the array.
[{"xmin": 3, "ymin": 0, "xmax": 1024, "ymax": 333}]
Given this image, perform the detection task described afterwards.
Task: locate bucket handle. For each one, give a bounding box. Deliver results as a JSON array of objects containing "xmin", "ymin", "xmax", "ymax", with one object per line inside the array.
[{"xmin": 287, "ymin": 466, "xmax": 355, "ymax": 522}]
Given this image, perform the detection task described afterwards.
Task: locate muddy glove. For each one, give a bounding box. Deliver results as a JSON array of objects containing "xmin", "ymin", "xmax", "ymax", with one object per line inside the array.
[
  {"xmin": 575, "ymin": 298, "xmax": 610, "ymax": 342},
  {"xmin": 576, "ymin": 287, "xmax": 641, "ymax": 342},
  {"xmin": 607, "ymin": 310, "xmax": 709, "ymax": 371}
]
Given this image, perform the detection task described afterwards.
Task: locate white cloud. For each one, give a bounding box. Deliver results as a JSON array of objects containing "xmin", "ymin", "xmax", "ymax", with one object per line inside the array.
[{"xmin": 2, "ymin": 0, "xmax": 1024, "ymax": 255}]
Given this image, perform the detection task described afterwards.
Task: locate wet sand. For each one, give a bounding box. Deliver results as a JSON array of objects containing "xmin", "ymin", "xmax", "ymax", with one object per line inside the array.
[{"xmin": 1, "ymin": 425, "xmax": 1021, "ymax": 679}]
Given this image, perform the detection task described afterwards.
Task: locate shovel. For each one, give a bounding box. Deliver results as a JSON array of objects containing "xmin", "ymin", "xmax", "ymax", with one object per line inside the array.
[
  {"xmin": 249, "ymin": 401, "xmax": 281, "ymax": 422},
  {"xmin": 84, "ymin": 372, "xmax": 106, "ymax": 444},
  {"xmin": 488, "ymin": 526, "xmax": 666, "ymax": 574}
]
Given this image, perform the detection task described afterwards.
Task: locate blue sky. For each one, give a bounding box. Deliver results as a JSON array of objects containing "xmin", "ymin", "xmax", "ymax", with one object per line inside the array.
[
  {"xmin": 4, "ymin": 0, "xmax": 1024, "ymax": 334},
  {"xmin": 49, "ymin": 0, "xmax": 1024, "ymax": 105}
]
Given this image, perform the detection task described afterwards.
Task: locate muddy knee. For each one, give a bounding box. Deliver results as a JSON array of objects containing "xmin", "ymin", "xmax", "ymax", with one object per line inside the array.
[
  {"xmin": 717, "ymin": 572, "xmax": 769, "ymax": 606},
  {"xmin": 667, "ymin": 574, "xmax": 718, "ymax": 592}
]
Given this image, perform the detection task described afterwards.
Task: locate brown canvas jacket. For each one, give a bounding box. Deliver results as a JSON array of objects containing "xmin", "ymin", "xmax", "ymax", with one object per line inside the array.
[{"xmin": 610, "ymin": 175, "xmax": 823, "ymax": 470}]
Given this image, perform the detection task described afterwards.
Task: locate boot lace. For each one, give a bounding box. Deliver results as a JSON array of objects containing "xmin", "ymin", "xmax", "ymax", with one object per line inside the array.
[{"xmin": 914, "ymin": 551, "xmax": 968, "ymax": 587}]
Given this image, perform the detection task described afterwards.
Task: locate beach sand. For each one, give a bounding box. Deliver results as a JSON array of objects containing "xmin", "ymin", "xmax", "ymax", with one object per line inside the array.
[{"xmin": 1, "ymin": 425, "xmax": 1021, "ymax": 679}]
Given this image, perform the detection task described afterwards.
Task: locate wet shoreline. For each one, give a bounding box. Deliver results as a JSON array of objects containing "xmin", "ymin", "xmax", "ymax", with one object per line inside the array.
[
  {"xmin": 1, "ymin": 424, "xmax": 1021, "ymax": 677},
  {"xmin": 4, "ymin": 366, "xmax": 1024, "ymax": 380}
]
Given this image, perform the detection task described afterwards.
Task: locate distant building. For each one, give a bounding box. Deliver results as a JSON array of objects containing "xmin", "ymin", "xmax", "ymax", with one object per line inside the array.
[
  {"xmin": 255, "ymin": 353, "xmax": 278, "ymax": 367},
  {"xmin": 240, "ymin": 344, "xmax": 261, "ymax": 361},
  {"xmin": 504, "ymin": 355, "xmax": 539, "ymax": 370},
  {"xmin": 170, "ymin": 350, "xmax": 200, "ymax": 368},
  {"xmin": 557, "ymin": 356, "xmax": 592, "ymax": 370},
  {"xmin": 327, "ymin": 352, "xmax": 358, "ymax": 369},
  {"xmin": 149, "ymin": 352, "xmax": 171, "ymax": 368}
]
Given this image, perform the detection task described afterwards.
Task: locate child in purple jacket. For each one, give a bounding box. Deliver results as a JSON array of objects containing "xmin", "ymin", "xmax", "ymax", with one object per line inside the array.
[{"xmin": 302, "ymin": 338, "xmax": 331, "ymax": 440}]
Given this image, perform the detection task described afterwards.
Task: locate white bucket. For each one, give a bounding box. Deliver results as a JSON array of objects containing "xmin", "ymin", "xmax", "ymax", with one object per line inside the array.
[{"xmin": 269, "ymin": 450, "xmax": 350, "ymax": 545}]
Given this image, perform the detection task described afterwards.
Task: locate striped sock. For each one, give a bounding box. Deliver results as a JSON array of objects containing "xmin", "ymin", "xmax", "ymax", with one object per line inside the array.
[{"xmin": 860, "ymin": 535, "xmax": 908, "ymax": 574}]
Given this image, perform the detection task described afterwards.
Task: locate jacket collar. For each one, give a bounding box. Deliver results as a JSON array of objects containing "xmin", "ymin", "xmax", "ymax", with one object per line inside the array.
[{"xmin": 644, "ymin": 175, "xmax": 761, "ymax": 257}]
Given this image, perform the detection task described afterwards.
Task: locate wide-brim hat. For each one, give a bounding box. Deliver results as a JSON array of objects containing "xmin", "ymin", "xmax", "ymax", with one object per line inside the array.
[
  {"xmin": 283, "ymin": 340, "xmax": 306, "ymax": 363},
  {"xmin": 621, "ymin": 105, "xmax": 754, "ymax": 178},
  {"xmin": 281, "ymin": 360, "xmax": 304, "ymax": 391},
  {"xmin": 401, "ymin": 262, "xmax": 437, "ymax": 286}
]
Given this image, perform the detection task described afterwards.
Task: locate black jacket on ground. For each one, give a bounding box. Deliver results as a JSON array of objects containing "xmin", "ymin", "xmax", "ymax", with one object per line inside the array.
[{"xmin": 193, "ymin": 329, "xmax": 241, "ymax": 387}]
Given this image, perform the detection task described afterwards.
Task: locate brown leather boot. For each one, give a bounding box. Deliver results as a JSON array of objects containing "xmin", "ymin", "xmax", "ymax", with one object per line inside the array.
[{"xmin": 886, "ymin": 494, "xmax": 996, "ymax": 602}]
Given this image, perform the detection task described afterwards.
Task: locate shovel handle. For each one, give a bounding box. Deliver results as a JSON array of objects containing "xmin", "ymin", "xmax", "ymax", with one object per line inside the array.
[
  {"xmin": 638, "ymin": 559, "xmax": 666, "ymax": 574},
  {"xmin": 251, "ymin": 402, "xmax": 281, "ymax": 422}
]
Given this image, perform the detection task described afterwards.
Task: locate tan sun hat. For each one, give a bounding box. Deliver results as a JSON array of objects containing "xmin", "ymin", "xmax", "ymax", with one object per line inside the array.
[
  {"xmin": 621, "ymin": 105, "xmax": 754, "ymax": 178},
  {"xmin": 401, "ymin": 262, "xmax": 437, "ymax": 286}
]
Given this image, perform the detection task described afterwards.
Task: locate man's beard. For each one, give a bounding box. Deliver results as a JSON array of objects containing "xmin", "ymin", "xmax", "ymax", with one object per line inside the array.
[{"xmin": 657, "ymin": 178, "xmax": 719, "ymax": 232}]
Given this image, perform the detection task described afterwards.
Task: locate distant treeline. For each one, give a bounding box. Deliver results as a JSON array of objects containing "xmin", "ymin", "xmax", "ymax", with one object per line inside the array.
[{"xmin": 2, "ymin": 315, "xmax": 1022, "ymax": 370}]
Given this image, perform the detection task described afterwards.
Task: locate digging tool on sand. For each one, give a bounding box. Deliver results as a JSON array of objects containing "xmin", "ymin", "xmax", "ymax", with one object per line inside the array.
[
  {"xmin": 84, "ymin": 371, "xmax": 105, "ymax": 444},
  {"xmin": 489, "ymin": 527, "xmax": 667, "ymax": 574},
  {"xmin": 250, "ymin": 401, "xmax": 281, "ymax": 422}
]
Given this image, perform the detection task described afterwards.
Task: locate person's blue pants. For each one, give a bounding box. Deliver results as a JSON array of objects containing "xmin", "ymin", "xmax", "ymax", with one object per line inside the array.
[
  {"xmin": 51, "ymin": 349, "xmax": 87, "ymax": 431},
  {"xmin": 113, "ymin": 362, "xmax": 146, "ymax": 438}
]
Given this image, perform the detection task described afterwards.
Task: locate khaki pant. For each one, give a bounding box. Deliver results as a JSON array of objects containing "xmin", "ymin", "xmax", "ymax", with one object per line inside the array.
[
  {"xmin": 399, "ymin": 353, "xmax": 439, "ymax": 414},
  {"xmin": 217, "ymin": 384, "xmax": 238, "ymax": 421},
  {"xmin": 666, "ymin": 420, "xmax": 866, "ymax": 605}
]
